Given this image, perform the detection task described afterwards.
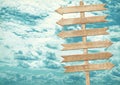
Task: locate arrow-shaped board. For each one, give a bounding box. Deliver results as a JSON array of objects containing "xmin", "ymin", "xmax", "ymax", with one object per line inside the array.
[
  {"xmin": 65, "ymin": 62, "xmax": 114, "ymax": 72},
  {"xmin": 58, "ymin": 28, "xmax": 108, "ymax": 38},
  {"xmin": 62, "ymin": 40, "xmax": 112, "ymax": 50},
  {"xmin": 57, "ymin": 16, "xmax": 107, "ymax": 26},
  {"xmin": 62, "ymin": 52, "xmax": 112, "ymax": 62},
  {"xmin": 56, "ymin": 4, "xmax": 106, "ymax": 14}
]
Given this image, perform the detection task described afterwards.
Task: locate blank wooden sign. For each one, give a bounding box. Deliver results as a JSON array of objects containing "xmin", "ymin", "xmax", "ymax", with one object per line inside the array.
[
  {"xmin": 62, "ymin": 52, "xmax": 112, "ymax": 62},
  {"xmin": 58, "ymin": 28, "xmax": 108, "ymax": 38},
  {"xmin": 57, "ymin": 16, "xmax": 107, "ymax": 26},
  {"xmin": 62, "ymin": 40, "xmax": 112, "ymax": 50},
  {"xmin": 56, "ymin": 4, "xmax": 106, "ymax": 14},
  {"xmin": 65, "ymin": 62, "xmax": 114, "ymax": 72}
]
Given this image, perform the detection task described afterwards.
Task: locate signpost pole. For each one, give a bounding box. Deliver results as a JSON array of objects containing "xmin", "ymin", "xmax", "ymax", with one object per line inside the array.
[{"xmin": 80, "ymin": 1, "xmax": 90, "ymax": 85}]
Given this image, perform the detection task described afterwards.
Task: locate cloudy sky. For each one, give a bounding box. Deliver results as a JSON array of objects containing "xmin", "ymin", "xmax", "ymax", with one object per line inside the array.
[{"xmin": 0, "ymin": 0, "xmax": 120, "ymax": 85}]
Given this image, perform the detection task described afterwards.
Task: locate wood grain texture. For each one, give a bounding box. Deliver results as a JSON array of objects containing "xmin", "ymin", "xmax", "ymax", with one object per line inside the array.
[
  {"xmin": 57, "ymin": 16, "xmax": 107, "ymax": 26},
  {"xmin": 56, "ymin": 4, "xmax": 106, "ymax": 14},
  {"xmin": 62, "ymin": 40, "xmax": 112, "ymax": 50},
  {"xmin": 58, "ymin": 28, "xmax": 108, "ymax": 38},
  {"xmin": 62, "ymin": 52, "xmax": 112, "ymax": 62},
  {"xmin": 65, "ymin": 62, "xmax": 114, "ymax": 72}
]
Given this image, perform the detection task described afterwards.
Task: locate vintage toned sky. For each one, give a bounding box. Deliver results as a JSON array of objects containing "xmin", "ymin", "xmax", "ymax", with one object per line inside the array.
[{"xmin": 0, "ymin": 0, "xmax": 120, "ymax": 85}]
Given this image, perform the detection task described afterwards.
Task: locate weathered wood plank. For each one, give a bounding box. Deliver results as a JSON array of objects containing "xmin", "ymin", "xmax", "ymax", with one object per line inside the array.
[
  {"xmin": 62, "ymin": 52, "xmax": 112, "ymax": 62},
  {"xmin": 58, "ymin": 28, "xmax": 108, "ymax": 38},
  {"xmin": 62, "ymin": 40, "xmax": 112, "ymax": 50},
  {"xmin": 56, "ymin": 4, "xmax": 106, "ymax": 14},
  {"xmin": 65, "ymin": 62, "xmax": 114, "ymax": 72},
  {"xmin": 57, "ymin": 16, "xmax": 107, "ymax": 26}
]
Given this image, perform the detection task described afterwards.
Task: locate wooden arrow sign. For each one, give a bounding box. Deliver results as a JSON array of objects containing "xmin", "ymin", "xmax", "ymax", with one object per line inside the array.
[
  {"xmin": 56, "ymin": 4, "xmax": 106, "ymax": 14},
  {"xmin": 58, "ymin": 28, "xmax": 108, "ymax": 38},
  {"xmin": 62, "ymin": 52, "xmax": 112, "ymax": 62},
  {"xmin": 57, "ymin": 16, "xmax": 107, "ymax": 26},
  {"xmin": 62, "ymin": 40, "xmax": 112, "ymax": 50},
  {"xmin": 65, "ymin": 62, "xmax": 114, "ymax": 72}
]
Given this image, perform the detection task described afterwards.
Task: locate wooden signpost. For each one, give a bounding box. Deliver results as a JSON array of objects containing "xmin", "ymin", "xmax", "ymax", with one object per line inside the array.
[{"xmin": 56, "ymin": 0, "xmax": 114, "ymax": 85}]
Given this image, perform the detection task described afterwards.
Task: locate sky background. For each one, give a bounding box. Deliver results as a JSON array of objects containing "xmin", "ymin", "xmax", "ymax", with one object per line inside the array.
[{"xmin": 0, "ymin": 0, "xmax": 120, "ymax": 85}]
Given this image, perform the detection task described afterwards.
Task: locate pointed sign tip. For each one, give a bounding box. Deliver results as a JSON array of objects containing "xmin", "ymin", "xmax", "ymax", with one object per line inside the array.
[
  {"xmin": 112, "ymin": 63, "xmax": 114, "ymax": 66},
  {"xmin": 104, "ymin": 8, "xmax": 107, "ymax": 10},
  {"xmin": 109, "ymin": 63, "xmax": 114, "ymax": 69},
  {"xmin": 108, "ymin": 52, "xmax": 113, "ymax": 57},
  {"xmin": 57, "ymin": 33, "xmax": 60, "ymax": 37},
  {"xmin": 109, "ymin": 41, "xmax": 113, "ymax": 47},
  {"xmin": 56, "ymin": 19, "xmax": 64, "ymax": 26},
  {"xmin": 105, "ymin": 40, "xmax": 113, "ymax": 47},
  {"xmin": 56, "ymin": 21, "xmax": 61, "ymax": 26},
  {"xmin": 61, "ymin": 44, "xmax": 65, "ymax": 51},
  {"xmin": 62, "ymin": 60, "xmax": 65, "ymax": 62},
  {"xmin": 110, "ymin": 42, "xmax": 113, "ymax": 46},
  {"xmin": 61, "ymin": 44, "xmax": 65, "ymax": 47},
  {"xmin": 64, "ymin": 66, "xmax": 67, "ymax": 69},
  {"xmin": 55, "ymin": 7, "xmax": 63, "ymax": 15},
  {"xmin": 57, "ymin": 33, "xmax": 62, "ymax": 38},
  {"xmin": 61, "ymin": 49, "xmax": 65, "ymax": 51},
  {"xmin": 104, "ymin": 28, "xmax": 108, "ymax": 30},
  {"xmin": 57, "ymin": 32, "xmax": 65, "ymax": 38},
  {"xmin": 65, "ymin": 70, "xmax": 68, "ymax": 73},
  {"xmin": 105, "ymin": 15, "xmax": 108, "ymax": 18},
  {"xmin": 61, "ymin": 60, "xmax": 64, "ymax": 63},
  {"xmin": 103, "ymin": 4, "xmax": 106, "ymax": 7}
]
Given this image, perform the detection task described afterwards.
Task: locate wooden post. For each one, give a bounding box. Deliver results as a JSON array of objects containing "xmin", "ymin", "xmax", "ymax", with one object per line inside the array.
[{"xmin": 80, "ymin": 1, "xmax": 90, "ymax": 85}]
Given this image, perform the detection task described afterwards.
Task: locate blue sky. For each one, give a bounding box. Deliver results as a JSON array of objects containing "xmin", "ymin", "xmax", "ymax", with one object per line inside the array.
[{"xmin": 0, "ymin": 0, "xmax": 120, "ymax": 85}]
